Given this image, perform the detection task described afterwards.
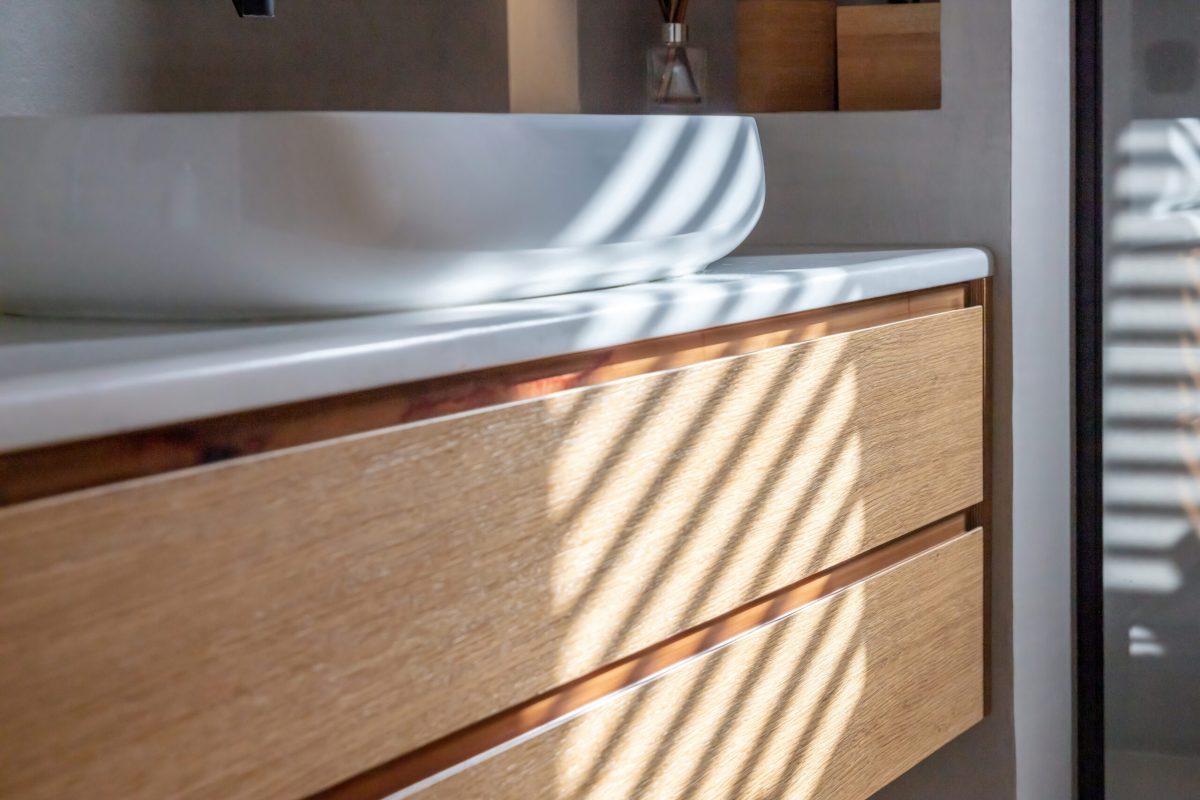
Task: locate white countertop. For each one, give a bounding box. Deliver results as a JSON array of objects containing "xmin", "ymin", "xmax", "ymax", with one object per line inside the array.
[{"xmin": 0, "ymin": 248, "xmax": 990, "ymax": 452}]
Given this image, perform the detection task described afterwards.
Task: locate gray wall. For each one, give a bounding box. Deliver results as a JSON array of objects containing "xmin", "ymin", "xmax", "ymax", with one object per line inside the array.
[{"xmin": 0, "ymin": 0, "xmax": 509, "ymax": 114}]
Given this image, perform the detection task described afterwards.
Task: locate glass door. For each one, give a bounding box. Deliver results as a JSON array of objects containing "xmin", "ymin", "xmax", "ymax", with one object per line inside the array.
[{"xmin": 1080, "ymin": 2, "xmax": 1200, "ymax": 797}]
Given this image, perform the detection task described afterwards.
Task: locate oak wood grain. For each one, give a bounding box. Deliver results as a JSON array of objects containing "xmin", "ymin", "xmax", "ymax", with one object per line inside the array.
[
  {"xmin": 414, "ymin": 528, "xmax": 985, "ymax": 800},
  {"xmin": 0, "ymin": 285, "xmax": 966, "ymax": 506},
  {"xmin": 312, "ymin": 513, "xmax": 968, "ymax": 800},
  {"xmin": 837, "ymin": 3, "xmax": 942, "ymax": 112},
  {"xmin": 0, "ymin": 307, "xmax": 982, "ymax": 800},
  {"xmin": 737, "ymin": 0, "xmax": 838, "ymax": 112}
]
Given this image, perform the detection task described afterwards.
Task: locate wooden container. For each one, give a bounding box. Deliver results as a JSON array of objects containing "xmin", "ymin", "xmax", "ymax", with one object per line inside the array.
[
  {"xmin": 837, "ymin": 2, "xmax": 942, "ymax": 111},
  {"xmin": 737, "ymin": 0, "xmax": 837, "ymax": 112}
]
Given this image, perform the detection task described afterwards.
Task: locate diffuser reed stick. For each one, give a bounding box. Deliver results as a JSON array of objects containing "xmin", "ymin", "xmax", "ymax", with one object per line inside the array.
[
  {"xmin": 658, "ymin": 0, "xmax": 690, "ymax": 23},
  {"xmin": 652, "ymin": 0, "xmax": 700, "ymax": 104}
]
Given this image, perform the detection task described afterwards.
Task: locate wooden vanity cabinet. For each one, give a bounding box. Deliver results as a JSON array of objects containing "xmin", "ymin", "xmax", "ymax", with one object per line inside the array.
[
  {"xmin": 417, "ymin": 527, "xmax": 983, "ymax": 800},
  {"xmin": 0, "ymin": 282, "xmax": 988, "ymax": 800}
]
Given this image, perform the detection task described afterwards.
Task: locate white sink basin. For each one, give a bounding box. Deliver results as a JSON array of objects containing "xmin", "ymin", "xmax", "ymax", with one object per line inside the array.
[{"xmin": 0, "ymin": 112, "xmax": 764, "ymax": 320}]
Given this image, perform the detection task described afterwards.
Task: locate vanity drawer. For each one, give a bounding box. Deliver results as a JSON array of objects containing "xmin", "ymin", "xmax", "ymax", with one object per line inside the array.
[
  {"xmin": 417, "ymin": 528, "xmax": 985, "ymax": 800},
  {"xmin": 0, "ymin": 307, "xmax": 982, "ymax": 800}
]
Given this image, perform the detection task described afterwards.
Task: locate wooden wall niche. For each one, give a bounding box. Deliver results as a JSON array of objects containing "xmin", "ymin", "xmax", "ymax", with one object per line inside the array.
[{"xmin": 508, "ymin": 0, "xmax": 943, "ymax": 114}]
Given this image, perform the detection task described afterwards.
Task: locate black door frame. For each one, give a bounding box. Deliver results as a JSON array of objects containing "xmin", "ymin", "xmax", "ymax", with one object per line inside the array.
[{"xmin": 1074, "ymin": 0, "xmax": 1105, "ymax": 797}]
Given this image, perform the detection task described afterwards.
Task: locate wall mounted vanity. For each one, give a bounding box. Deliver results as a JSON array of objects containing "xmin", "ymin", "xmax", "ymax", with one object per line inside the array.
[{"xmin": 0, "ymin": 248, "xmax": 990, "ymax": 799}]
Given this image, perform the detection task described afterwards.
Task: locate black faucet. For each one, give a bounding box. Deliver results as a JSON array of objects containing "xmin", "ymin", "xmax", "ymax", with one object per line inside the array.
[{"xmin": 232, "ymin": 0, "xmax": 275, "ymax": 17}]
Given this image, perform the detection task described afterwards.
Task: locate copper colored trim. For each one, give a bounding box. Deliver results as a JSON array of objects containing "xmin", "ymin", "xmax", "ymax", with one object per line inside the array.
[{"xmin": 0, "ymin": 286, "xmax": 968, "ymax": 507}]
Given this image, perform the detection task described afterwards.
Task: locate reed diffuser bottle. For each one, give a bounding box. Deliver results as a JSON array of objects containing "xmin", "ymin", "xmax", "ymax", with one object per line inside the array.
[{"xmin": 648, "ymin": 1, "xmax": 706, "ymax": 112}]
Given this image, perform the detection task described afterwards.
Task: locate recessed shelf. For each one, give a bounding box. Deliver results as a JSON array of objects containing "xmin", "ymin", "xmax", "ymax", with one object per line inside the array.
[{"xmin": 515, "ymin": 0, "xmax": 942, "ymax": 115}]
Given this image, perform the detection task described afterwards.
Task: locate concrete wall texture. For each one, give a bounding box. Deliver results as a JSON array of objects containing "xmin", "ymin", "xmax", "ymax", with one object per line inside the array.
[{"xmin": 0, "ymin": 0, "xmax": 509, "ymax": 114}]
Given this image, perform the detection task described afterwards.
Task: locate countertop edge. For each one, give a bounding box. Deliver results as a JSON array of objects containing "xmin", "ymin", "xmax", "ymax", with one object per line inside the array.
[{"xmin": 0, "ymin": 248, "xmax": 990, "ymax": 453}]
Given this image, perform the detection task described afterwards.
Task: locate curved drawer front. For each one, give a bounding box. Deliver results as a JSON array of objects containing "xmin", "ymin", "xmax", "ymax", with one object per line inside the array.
[
  {"xmin": 417, "ymin": 528, "xmax": 985, "ymax": 800},
  {"xmin": 0, "ymin": 308, "xmax": 983, "ymax": 800}
]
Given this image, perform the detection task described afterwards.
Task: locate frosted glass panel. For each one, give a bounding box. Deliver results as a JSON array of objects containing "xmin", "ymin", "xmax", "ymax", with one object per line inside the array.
[{"xmin": 1103, "ymin": 4, "xmax": 1200, "ymax": 791}]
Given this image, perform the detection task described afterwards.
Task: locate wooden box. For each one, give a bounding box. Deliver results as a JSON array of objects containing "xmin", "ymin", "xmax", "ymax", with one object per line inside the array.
[
  {"xmin": 837, "ymin": 2, "xmax": 941, "ymax": 111},
  {"xmin": 737, "ymin": 0, "xmax": 838, "ymax": 112}
]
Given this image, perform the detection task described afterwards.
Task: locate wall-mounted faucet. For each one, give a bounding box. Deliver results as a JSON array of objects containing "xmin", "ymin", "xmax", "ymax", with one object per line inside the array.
[{"xmin": 232, "ymin": 0, "xmax": 275, "ymax": 17}]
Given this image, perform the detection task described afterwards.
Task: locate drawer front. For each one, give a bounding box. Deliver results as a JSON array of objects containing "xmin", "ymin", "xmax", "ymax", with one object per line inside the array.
[
  {"xmin": 0, "ymin": 308, "xmax": 982, "ymax": 800},
  {"xmin": 417, "ymin": 528, "xmax": 985, "ymax": 800}
]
